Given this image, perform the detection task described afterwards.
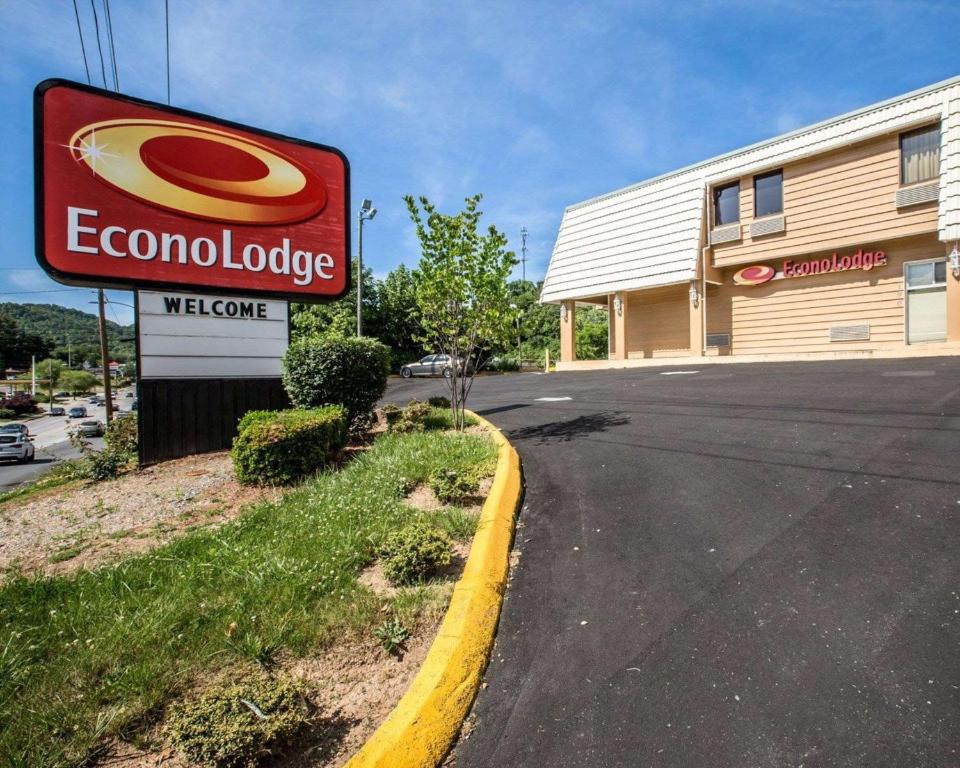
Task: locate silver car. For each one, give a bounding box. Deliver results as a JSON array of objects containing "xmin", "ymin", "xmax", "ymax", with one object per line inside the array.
[{"xmin": 399, "ymin": 354, "xmax": 464, "ymax": 379}]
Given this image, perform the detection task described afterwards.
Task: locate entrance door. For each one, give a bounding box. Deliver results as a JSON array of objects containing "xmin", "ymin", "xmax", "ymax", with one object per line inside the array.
[{"xmin": 905, "ymin": 259, "xmax": 947, "ymax": 344}]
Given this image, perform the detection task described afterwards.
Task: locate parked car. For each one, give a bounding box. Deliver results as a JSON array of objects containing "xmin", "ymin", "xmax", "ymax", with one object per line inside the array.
[
  {"xmin": 68, "ymin": 406, "xmax": 88, "ymax": 419},
  {"xmin": 76, "ymin": 420, "xmax": 105, "ymax": 437},
  {"xmin": 399, "ymin": 354, "xmax": 470, "ymax": 379},
  {"xmin": 125, "ymin": 392, "xmax": 134, "ymax": 398},
  {"xmin": 55, "ymin": 391, "xmax": 70, "ymax": 398},
  {"xmin": 88, "ymin": 396, "xmax": 99, "ymax": 404},
  {"xmin": 130, "ymin": 399, "xmax": 138, "ymax": 411},
  {"xmin": 0, "ymin": 423, "xmax": 30, "ymax": 437},
  {"xmin": 49, "ymin": 406, "xmax": 66, "ymax": 416},
  {"xmin": 0, "ymin": 432, "xmax": 34, "ymax": 463}
]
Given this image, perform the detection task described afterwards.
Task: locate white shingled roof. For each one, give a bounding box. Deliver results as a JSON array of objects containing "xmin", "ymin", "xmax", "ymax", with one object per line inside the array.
[{"xmin": 541, "ymin": 75, "xmax": 960, "ymax": 304}]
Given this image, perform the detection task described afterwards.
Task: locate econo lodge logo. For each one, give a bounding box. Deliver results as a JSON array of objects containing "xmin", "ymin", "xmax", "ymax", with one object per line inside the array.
[
  {"xmin": 732, "ymin": 264, "xmax": 775, "ymax": 286},
  {"xmin": 68, "ymin": 119, "xmax": 328, "ymax": 225},
  {"xmin": 36, "ymin": 80, "xmax": 349, "ymax": 301}
]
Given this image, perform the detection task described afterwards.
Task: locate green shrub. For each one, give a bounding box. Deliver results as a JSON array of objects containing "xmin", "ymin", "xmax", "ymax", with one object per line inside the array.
[
  {"xmin": 373, "ymin": 617, "xmax": 410, "ymax": 653},
  {"xmin": 231, "ymin": 407, "xmax": 347, "ymax": 486},
  {"xmin": 382, "ymin": 403, "xmax": 402, "ymax": 426},
  {"xmin": 379, "ymin": 522, "xmax": 453, "ymax": 586},
  {"xmin": 485, "ymin": 357, "xmax": 519, "ymax": 372},
  {"xmin": 427, "ymin": 396, "xmax": 451, "ymax": 409},
  {"xmin": 428, "ymin": 469, "xmax": 480, "ymax": 504},
  {"xmin": 282, "ymin": 336, "xmax": 391, "ymax": 421},
  {"xmin": 167, "ymin": 672, "xmax": 308, "ymax": 768},
  {"xmin": 85, "ymin": 448, "xmax": 130, "ymax": 481},
  {"xmin": 0, "ymin": 407, "xmax": 15, "ymax": 420},
  {"xmin": 388, "ymin": 400, "xmax": 432, "ymax": 434},
  {"xmin": 104, "ymin": 414, "xmax": 138, "ymax": 455}
]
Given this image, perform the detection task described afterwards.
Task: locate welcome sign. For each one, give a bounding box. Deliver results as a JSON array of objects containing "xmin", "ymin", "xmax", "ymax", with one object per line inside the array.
[{"xmin": 34, "ymin": 79, "xmax": 349, "ymax": 301}]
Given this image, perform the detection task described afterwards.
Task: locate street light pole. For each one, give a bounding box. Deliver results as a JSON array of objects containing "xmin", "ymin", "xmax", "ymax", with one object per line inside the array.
[{"xmin": 357, "ymin": 199, "xmax": 378, "ymax": 337}]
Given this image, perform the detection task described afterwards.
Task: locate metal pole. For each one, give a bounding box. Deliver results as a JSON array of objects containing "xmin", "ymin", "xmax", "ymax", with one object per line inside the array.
[
  {"xmin": 98, "ymin": 289, "xmax": 114, "ymax": 423},
  {"xmin": 357, "ymin": 214, "xmax": 363, "ymax": 337}
]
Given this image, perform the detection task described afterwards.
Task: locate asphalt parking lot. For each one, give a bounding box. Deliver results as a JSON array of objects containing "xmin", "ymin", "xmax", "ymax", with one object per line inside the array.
[{"xmin": 386, "ymin": 357, "xmax": 960, "ymax": 768}]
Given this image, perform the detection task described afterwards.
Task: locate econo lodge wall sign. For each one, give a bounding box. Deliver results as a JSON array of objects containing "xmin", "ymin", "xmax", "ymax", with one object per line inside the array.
[
  {"xmin": 733, "ymin": 248, "xmax": 889, "ymax": 287},
  {"xmin": 34, "ymin": 79, "xmax": 349, "ymax": 301}
]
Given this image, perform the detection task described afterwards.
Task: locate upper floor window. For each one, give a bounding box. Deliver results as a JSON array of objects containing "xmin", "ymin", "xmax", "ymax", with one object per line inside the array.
[
  {"xmin": 754, "ymin": 169, "xmax": 783, "ymax": 217},
  {"xmin": 713, "ymin": 181, "xmax": 740, "ymax": 226},
  {"xmin": 900, "ymin": 124, "xmax": 940, "ymax": 185}
]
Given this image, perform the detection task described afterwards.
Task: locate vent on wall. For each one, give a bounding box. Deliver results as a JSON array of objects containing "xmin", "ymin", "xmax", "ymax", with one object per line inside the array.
[
  {"xmin": 829, "ymin": 324, "xmax": 870, "ymax": 342},
  {"xmin": 749, "ymin": 215, "xmax": 785, "ymax": 238},
  {"xmin": 710, "ymin": 224, "xmax": 741, "ymax": 245},
  {"xmin": 895, "ymin": 181, "xmax": 939, "ymax": 208},
  {"xmin": 706, "ymin": 332, "xmax": 731, "ymax": 348}
]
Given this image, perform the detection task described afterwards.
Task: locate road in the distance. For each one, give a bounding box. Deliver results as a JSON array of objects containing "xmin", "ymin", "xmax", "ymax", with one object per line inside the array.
[
  {"xmin": 386, "ymin": 358, "xmax": 960, "ymax": 768},
  {"xmin": 0, "ymin": 388, "xmax": 132, "ymax": 490}
]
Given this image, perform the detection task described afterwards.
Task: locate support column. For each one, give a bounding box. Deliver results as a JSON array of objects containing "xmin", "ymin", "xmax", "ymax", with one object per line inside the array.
[
  {"xmin": 689, "ymin": 280, "xmax": 705, "ymax": 356},
  {"xmin": 946, "ymin": 243, "xmax": 960, "ymax": 343},
  {"xmin": 560, "ymin": 300, "xmax": 576, "ymax": 362},
  {"xmin": 613, "ymin": 292, "xmax": 628, "ymax": 360}
]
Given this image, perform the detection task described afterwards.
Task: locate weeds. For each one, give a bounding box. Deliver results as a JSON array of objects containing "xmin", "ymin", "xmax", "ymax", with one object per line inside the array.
[{"xmin": 373, "ymin": 618, "xmax": 410, "ymax": 653}]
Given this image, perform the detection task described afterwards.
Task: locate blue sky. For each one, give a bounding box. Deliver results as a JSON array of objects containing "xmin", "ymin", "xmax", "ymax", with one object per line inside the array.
[{"xmin": 1, "ymin": 0, "xmax": 958, "ymax": 325}]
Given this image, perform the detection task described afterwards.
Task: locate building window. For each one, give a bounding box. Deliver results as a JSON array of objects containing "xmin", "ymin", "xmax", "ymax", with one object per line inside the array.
[
  {"xmin": 754, "ymin": 169, "xmax": 783, "ymax": 217},
  {"xmin": 900, "ymin": 124, "xmax": 940, "ymax": 185},
  {"xmin": 713, "ymin": 182, "xmax": 740, "ymax": 226}
]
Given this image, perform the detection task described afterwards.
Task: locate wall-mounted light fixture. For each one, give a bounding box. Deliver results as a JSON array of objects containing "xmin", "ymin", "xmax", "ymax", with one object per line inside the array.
[
  {"xmin": 613, "ymin": 296, "xmax": 623, "ymax": 316},
  {"xmin": 689, "ymin": 283, "xmax": 699, "ymax": 307},
  {"xmin": 950, "ymin": 244, "xmax": 960, "ymax": 278},
  {"xmin": 560, "ymin": 303, "xmax": 568, "ymax": 321}
]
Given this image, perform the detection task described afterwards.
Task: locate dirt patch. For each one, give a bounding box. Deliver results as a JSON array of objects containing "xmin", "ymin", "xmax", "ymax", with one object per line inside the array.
[
  {"xmin": 357, "ymin": 561, "xmax": 398, "ymax": 598},
  {"xmin": 98, "ymin": 616, "xmax": 445, "ymax": 768},
  {"xmin": 404, "ymin": 482, "xmax": 445, "ymax": 511},
  {"xmin": 0, "ymin": 451, "xmax": 278, "ymax": 580}
]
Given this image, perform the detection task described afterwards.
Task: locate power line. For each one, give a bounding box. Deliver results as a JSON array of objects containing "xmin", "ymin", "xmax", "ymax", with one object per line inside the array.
[
  {"xmin": 165, "ymin": 0, "xmax": 171, "ymax": 104},
  {"xmin": 103, "ymin": 0, "xmax": 120, "ymax": 91},
  {"xmin": 71, "ymin": 0, "xmax": 92, "ymax": 85},
  {"xmin": 0, "ymin": 289, "xmax": 89, "ymax": 295},
  {"xmin": 88, "ymin": 0, "xmax": 109, "ymax": 88}
]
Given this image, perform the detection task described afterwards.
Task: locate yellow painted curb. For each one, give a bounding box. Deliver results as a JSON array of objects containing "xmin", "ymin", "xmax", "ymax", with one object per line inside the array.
[{"xmin": 344, "ymin": 410, "xmax": 522, "ymax": 768}]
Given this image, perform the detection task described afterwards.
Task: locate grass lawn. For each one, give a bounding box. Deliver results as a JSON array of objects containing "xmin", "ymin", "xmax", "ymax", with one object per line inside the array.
[{"xmin": 0, "ymin": 421, "xmax": 496, "ymax": 766}]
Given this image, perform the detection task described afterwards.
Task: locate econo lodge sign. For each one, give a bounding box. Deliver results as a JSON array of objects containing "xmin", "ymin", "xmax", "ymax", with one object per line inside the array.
[{"xmin": 35, "ymin": 80, "xmax": 349, "ymax": 301}]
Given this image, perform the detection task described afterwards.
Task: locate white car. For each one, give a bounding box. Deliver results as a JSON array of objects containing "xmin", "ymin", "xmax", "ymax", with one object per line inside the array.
[{"xmin": 0, "ymin": 432, "xmax": 35, "ymax": 463}]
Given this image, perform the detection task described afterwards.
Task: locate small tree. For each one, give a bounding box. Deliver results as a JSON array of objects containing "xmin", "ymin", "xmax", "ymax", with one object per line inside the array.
[
  {"xmin": 404, "ymin": 194, "xmax": 517, "ymax": 430},
  {"xmin": 59, "ymin": 369, "xmax": 98, "ymax": 395}
]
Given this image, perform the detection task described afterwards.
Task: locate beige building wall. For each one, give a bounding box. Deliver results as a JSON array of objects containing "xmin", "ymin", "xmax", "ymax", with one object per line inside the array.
[
  {"xmin": 711, "ymin": 131, "xmax": 940, "ymax": 268},
  {"xmin": 625, "ymin": 285, "xmax": 690, "ymax": 358},
  {"xmin": 705, "ymin": 235, "xmax": 944, "ymax": 355}
]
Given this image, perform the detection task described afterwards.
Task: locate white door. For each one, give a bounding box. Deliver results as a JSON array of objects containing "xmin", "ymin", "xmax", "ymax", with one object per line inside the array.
[{"xmin": 905, "ymin": 259, "xmax": 947, "ymax": 344}]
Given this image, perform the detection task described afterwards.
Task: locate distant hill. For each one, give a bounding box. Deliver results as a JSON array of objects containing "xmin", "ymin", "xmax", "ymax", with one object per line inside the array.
[{"xmin": 0, "ymin": 303, "xmax": 135, "ymax": 366}]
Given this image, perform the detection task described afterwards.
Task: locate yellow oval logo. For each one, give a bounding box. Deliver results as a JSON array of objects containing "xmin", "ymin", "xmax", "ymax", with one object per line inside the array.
[{"xmin": 68, "ymin": 119, "xmax": 327, "ymax": 225}]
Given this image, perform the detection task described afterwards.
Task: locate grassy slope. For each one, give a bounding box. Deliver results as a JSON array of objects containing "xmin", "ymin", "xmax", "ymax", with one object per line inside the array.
[{"xmin": 0, "ymin": 427, "xmax": 495, "ymax": 767}]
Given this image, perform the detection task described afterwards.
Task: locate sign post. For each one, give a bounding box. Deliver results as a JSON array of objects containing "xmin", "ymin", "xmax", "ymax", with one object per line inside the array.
[{"xmin": 35, "ymin": 79, "xmax": 349, "ymax": 463}]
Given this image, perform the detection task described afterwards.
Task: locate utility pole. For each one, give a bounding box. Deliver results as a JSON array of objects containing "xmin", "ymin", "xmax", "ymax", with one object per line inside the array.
[
  {"xmin": 520, "ymin": 226, "xmax": 528, "ymax": 284},
  {"xmin": 97, "ymin": 289, "xmax": 114, "ymax": 423}
]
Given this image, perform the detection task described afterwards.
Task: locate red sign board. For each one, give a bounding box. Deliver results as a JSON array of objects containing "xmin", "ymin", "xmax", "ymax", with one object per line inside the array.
[{"xmin": 35, "ymin": 80, "xmax": 350, "ymax": 301}]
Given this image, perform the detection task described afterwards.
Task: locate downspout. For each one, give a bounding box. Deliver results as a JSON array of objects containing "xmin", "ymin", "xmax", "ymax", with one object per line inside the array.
[{"xmin": 701, "ymin": 245, "xmax": 709, "ymax": 357}]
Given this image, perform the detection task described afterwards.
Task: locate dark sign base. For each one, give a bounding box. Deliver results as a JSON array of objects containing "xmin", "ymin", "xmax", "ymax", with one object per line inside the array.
[{"xmin": 138, "ymin": 378, "xmax": 290, "ymax": 466}]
